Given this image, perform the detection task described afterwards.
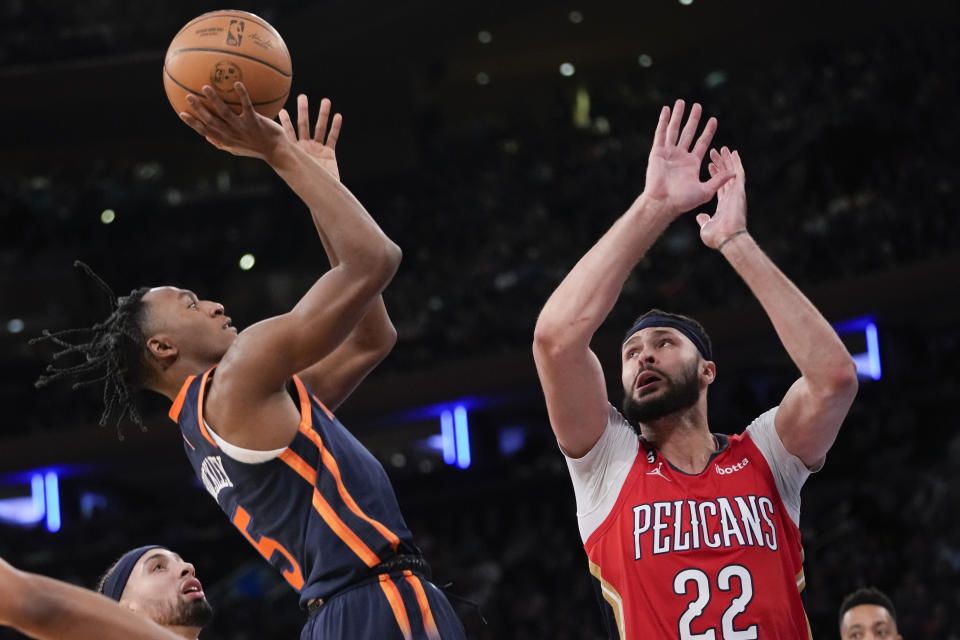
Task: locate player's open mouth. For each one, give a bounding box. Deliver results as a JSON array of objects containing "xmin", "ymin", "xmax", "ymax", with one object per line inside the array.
[
  {"xmin": 635, "ymin": 371, "xmax": 662, "ymax": 392},
  {"xmin": 223, "ymin": 318, "xmax": 235, "ymax": 330},
  {"xmin": 182, "ymin": 578, "xmax": 205, "ymax": 598}
]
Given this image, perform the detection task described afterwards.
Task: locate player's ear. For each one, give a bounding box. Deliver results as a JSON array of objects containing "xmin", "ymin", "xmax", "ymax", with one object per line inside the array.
[
  {"xmin": 702, "ymin": 360, "xmax": 716, "ymax": 385},
  {"xmin": 147, "ymin": 334, "xmax": 179, "ymax": 368}
]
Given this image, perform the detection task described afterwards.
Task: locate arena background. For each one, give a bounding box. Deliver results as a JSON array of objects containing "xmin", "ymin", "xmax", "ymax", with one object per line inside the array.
[{"xmin": 1, "ymin": 0, "xmax": 958, "ymax": 637}]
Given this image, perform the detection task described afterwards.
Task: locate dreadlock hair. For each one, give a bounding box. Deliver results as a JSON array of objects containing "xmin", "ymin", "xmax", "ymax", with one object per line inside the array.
[{"xmin": 31, "ymin": 261, "xmax": 155, "ymax": 439}]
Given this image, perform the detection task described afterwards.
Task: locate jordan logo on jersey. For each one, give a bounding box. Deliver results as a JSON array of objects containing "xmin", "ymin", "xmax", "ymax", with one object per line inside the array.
[
  {"xmin": 646, "ymin": 462, "xmax": 671, "ymax": 482},
  {"xmin": 200, "ymin": 456, "xmax": 234, "ymax": 499},
  {"xmin": 632, "ymin": 495, "xmax": 779, "ymax": 560}
]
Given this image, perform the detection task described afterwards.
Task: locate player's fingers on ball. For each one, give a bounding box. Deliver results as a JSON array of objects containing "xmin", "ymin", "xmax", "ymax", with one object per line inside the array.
[
  {"xmin": 692, "ymin": 117, "xmax": 718, "ymax": 159},
  {"xmin": 314, "ymin": 98, "xmax": 331, "ymax": 142},
  {"xmin": 186, "ymin": 95, "xmax": 217, "ymax": 125},
  {"xmin": 179, "ymin": 112, "xmax": 205, "ymax": 134},
  {"xmin": 326, "ymin": 113, "xmax": 342, "ymax": 149},
  {"xmin": 234, "ymin": 82, "xmax": 256, "ymax": 114}
]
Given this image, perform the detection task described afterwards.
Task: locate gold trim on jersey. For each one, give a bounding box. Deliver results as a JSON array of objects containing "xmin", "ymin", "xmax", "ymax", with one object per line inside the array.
[{"xmin": 588, "ymin": 560, "xmax": 626, "ymax": 640}]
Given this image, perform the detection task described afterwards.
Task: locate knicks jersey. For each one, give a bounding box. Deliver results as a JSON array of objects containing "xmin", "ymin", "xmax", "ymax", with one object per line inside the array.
[
  {"xmin": 169, "ymin": 368, "xmax": 419, "ymax": 606},
  {"xmin": 568, "ymin": 406, "xmax": 814, "ymax": 639}
]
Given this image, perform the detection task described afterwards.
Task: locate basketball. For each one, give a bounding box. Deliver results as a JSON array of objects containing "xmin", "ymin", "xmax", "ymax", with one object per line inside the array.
[{"xmin": 163, "ymin": 10, "xmax": 292, "ymax": 120}]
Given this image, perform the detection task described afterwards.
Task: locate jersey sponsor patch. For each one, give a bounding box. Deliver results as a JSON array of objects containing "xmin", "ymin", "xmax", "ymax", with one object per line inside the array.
[{"xmin": 200, "ymin": 455, "xmax": 234, "ymax": 499}]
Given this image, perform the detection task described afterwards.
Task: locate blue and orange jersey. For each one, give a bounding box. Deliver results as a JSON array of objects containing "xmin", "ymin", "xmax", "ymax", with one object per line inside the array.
[{"xmin": 169, "ymin": 368, "xmax": 418, "ymax": 606}]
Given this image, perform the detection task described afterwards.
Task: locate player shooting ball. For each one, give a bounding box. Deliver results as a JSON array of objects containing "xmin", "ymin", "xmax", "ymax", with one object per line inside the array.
[{"xmin": 33, "ymin": 83, "xmax": 466, "ymax": 640}]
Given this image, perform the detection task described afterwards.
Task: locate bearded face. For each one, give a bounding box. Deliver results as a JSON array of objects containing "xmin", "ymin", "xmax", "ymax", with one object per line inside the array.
[
  {"xmin": 151, "ymin": 597, "xmax": 214, "ymax": 628},
  {"xmin": 622, "ymin": 356, "xmax": 701, "ymax": 430}
]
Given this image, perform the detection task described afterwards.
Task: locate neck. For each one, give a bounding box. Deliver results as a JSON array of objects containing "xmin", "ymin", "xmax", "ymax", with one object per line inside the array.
[
  {"xmin": 639, "ymin": 401, "xmax": 715, "ymax": 474},
  {"xmin": 166, "ymin": 625, "xmax": 202, "ymax": 640},
  {"xmin": 153, "ymin": 357, "xmax": 218, "ymax": 402}
]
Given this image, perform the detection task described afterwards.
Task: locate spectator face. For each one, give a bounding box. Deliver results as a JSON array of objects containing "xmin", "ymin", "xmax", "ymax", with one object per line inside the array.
[{"xmin": 840, "ymin": 604, "xmax": 902, "ymax": 640}]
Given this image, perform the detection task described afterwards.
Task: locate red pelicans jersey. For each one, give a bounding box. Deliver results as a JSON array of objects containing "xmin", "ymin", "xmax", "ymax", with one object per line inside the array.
[{"xmin": 566, "ymin": 407, "xmax": 815, "ymax": 639}]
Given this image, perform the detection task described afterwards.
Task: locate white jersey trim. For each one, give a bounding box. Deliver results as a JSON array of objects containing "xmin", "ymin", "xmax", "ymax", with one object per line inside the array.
[
  {"xmin": 745, "ymin": 406, "xmax": 821, "ymax": 528},
  {"xmin": 205, "ymin": 419, "xmax": 286, "ymax": 464},
  {"xmin": 563, "ymin": 404, "xmax": 639, "ymax": 543},
  {"xmin": 563, "ymin": 404, "xmax": 819, "ymax": 543}
]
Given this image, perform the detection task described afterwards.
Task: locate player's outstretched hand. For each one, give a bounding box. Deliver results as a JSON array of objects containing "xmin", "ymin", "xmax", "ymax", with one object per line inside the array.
[
  {"xmin": 278, "ymin": 95, "xmax": 342, "ymax": 181},
  {"xmin": 179, "ymin": 82, "xmax": 286, "ymax": 162},
  {"xmin": 642, "ymin": 99, "xmax": 732, "ymax": 217},
  {"xmin": 695, "ymin": 147, "xmax": 747, "ymax": 249}
]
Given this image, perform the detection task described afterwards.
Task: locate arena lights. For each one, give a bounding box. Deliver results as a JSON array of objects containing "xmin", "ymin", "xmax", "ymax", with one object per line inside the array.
[
  {"xmin": 638, "ymin": 54, "xmax": 653, "ymax": 68},
  {"xmin": 440, "ymin": 405, "xmax": 471, "ymax": 469},
  {"xmin": 6, "ymin": 318, "xmax": 24, "ymax": 334},
  {"xmin": 0, "ymin": 469, "xmax": 61, "ymax": 532},
  {"xmin": 568, "ymin": 10, "xmax": 583, "ymax": 24},
  {"xmin": 100, "ymin": 208, "xmax": 116, "ymax": 224},
  {"xmin": 559, "ymin": 62, "xmax": 576, "ymax": 77},
  {"xmin": 239, "ymin": 253, "xmax": 256, "ymax": 270},
  {"xmin": 477, "ymin": 30, "xmax": 492, "ymax": 44},
  {"xmin": 832, "ymin": 316, "xmax": 882, "ymax": 380}
]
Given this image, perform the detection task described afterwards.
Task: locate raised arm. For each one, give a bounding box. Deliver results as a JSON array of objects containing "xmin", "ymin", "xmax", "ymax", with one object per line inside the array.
[
  {"xmin": 0, "ymin": 558, "xmax": 182, "ymax": 640},
  {"xmin": 533, "ymin": 100, "xmax": 730, "ymax": 457},
  {"xmin": 180, "ymin": 84, "xmax": 401, "ymax": 447},
  {"xmin": 277, "ymin": 95, "xmax": 397, "ymax": 411},
  {"xmin": 695, "ymin": 148, "xmax": 858, "ymax": 467}
]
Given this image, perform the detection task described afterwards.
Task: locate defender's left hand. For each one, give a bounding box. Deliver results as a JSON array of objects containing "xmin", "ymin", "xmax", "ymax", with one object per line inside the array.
[
  {"xmin": 696, "ymin": 147, "xmax": 748, "ymax": 249},
  {"xmin": 278, "ymin": 95, "xmax": 342, "ymax": 181}
]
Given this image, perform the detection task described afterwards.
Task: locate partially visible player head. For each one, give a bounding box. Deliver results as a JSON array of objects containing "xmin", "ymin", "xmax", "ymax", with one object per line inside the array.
[
  {"xmin": 838, "ymin": 587, "xmax": 902, "ymax": 640},
  {"xmin": 33, "ymin": 263, "xmax": 236, "ymax": 436},
  {"xmin": 98, "ymin": 545, "xmax": 213, "ymax": 638},
  {"xmin": 620, "ymin": 309, "xmax": 715, "ymax": 430}
]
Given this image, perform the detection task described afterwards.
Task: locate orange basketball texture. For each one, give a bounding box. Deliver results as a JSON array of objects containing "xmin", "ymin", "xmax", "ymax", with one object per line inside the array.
[{"xmin": 163, "ymin": 10, "xmax": 292, "ymax": 120}]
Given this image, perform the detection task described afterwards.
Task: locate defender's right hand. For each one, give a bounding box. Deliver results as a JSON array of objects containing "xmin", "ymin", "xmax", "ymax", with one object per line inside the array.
[{"xmin": 641, "ymin": 99, "xmax": 732, "ymax": 218}]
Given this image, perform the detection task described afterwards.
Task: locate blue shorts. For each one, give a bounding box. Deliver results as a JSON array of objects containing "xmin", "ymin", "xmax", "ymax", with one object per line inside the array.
[{"xmin": 301, "ymin": 570, "xmax": 467, "ymax": 640}]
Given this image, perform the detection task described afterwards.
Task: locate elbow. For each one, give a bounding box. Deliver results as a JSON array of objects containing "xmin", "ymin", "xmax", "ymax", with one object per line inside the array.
[
  {"xmin": 533, "ymin": 319, "xmax": 576, "ymax": 361},
  {"xmin": 373, "ymin": 239, "xmax": 402, "ymax": 283},
  {"xmin": 823, "ymin": 358, "xmax": 859, "ymax": 401}
]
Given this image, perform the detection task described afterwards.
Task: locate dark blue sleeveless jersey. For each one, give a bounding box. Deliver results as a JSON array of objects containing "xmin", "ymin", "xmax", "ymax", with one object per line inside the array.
[{"xmin": 169, "ymin": 368, "xmax": 418, "ymax": 606}]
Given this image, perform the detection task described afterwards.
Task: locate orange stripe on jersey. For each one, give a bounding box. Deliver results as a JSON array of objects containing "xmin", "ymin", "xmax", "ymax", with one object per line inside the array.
[
  {"xmin": 378, "ymin": 575, "xmax": 413, "ymax": 640},
  {"xmin": 279, "ymin": 449, "xmax": 317, "ymax": 485},
  {"xmin": 168, "ymin": 374, "xmax": 195, "ymax": 422},
  {"xmin": 403, "ymin": 570, "xmax": 440, "ymax": 640},
  {"xmin": 311, "ymin": 393, "xmax": 334, "ymax": 420},
  {"xmin": 291, "ymin": 377, "xmax": 401, "ymax": 552},
  {"xmin": 194, "ymin": 368, "xmax": 218, "ymax": 448},
  {"xmin": 311, "ymin": 487, "xmax": 381, "ymax": 567}
]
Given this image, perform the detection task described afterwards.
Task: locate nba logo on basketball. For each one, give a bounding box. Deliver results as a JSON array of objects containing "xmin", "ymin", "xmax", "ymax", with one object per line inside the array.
[{"xmin": 226, "ymin": 20, "xmax": 244, "ymax": 46}]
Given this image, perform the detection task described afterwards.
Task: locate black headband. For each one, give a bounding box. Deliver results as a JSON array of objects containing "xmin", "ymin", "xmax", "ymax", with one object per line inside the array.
[
  {"xmin": 101, "ymin": 545, "xmax": 163, "ymax": 601},
  {"xmin": 623, "ymin": 315, "xmax": 712, "ymax": 361}
]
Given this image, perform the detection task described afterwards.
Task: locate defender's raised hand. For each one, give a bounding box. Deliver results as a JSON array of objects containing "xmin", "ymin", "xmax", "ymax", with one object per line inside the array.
[
  {"xmin": 642, "ymin": 100, "xmax": 731, "ymax": 216},
  {"xmin": 180, "ymin": 82, "xmax": 286, "ymax": 162},
  {"xmin": 696, "ymin": 147, "xmax": 748, "ymax": 250},
  {"xmin": 278, "ymin": 95, "xmax": 343, "ymax": 181}
]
